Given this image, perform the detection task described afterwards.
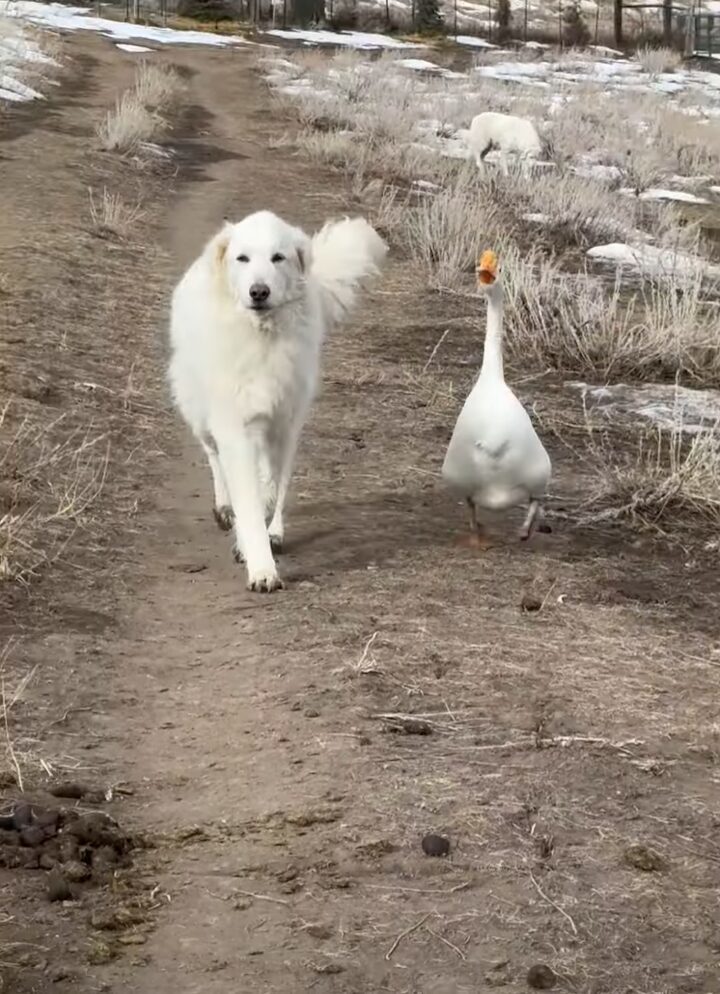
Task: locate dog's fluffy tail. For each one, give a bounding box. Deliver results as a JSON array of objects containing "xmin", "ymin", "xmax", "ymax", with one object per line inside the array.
[{"xmin": 310, "ymin": 217, "xmax": 388, "ymax": 325}]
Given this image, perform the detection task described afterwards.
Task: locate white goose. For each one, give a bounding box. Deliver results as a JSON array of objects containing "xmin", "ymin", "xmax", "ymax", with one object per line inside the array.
[{"xmin": 442, "ymin": 249, "xmax": 551, "ymax": 546}]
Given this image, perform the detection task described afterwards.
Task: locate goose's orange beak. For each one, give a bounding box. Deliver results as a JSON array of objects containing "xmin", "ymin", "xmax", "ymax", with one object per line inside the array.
[{"xmin": 477, "ymin": 249, "xmax": 498, "ymax": 286}]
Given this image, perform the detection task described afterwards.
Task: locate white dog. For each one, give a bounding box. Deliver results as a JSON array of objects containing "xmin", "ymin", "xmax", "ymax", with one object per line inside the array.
[
  {"xmin": 168, "ymin": 210, "xmax": 387, "ymax": 593},
  {"xmin": 458, "ymin": 111, "xmax": 543, "ymax": 175}
]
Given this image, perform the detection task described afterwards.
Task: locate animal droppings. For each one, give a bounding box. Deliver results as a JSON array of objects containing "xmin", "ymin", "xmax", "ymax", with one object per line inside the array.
[
  {"xmin": 421, "ymin": 833, "xmax": 450, "ymax": 856},
  {"xmin": 47, "ymin": 869, "xmax": 72, "ymax": 903},
  {"xmin": 527, "ymin": 964, "xmax": 557, "ymax": 989},
  {"xmin": 624, "ymin": 843, "xmax": 667, "ymax": 872},
  {"xmin": 521, "ymin": 595, "xmax": 542, "ymax": 613},
  {"xmin": 49, "ymin": 781, "xmax": 89, "ymax": 800}
]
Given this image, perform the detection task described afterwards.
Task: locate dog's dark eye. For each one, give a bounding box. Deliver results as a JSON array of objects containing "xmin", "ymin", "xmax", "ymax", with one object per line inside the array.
[
  {"xmin": 271, "ymin": 253, "xmax": 286, "ymax": 263},
  {"xmin": 236, "ymin": 254, "xmax": 249, "ymax": 263}
]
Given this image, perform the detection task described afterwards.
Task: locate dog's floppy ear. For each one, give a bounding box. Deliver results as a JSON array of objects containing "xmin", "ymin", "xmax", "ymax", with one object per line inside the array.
[{"xmin": 206, "ymin": 220, "xmax": 233, "ymax": 270}]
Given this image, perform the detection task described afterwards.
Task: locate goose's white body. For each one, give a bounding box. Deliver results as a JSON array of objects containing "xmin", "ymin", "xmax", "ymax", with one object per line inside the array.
[{"xmin": 442, "ymin": 278, "xmax": 551, "ymax": 530}]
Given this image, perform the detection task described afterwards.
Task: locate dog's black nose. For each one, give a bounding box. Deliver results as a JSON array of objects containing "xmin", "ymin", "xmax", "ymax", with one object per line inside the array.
[{"xmin": 249, "ymin": 283, "xmax": 270, "ymax": 304}]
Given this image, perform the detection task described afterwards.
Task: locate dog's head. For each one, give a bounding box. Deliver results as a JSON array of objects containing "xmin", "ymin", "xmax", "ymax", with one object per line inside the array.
[{"xmin": 209, "ymin": 210, "xmax": 311, "ymax": 315}]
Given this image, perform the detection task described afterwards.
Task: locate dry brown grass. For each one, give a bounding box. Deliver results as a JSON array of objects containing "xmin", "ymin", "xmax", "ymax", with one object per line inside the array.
[
  {"xmin": 510, "ymin": 168, "xmax": 639, "ymax": 246},
  {"xmin": 548, "ymin": 88, "xmax": 720, "ymax": 188},
  {"xmin": 635, "ymin": 44, "xmax": 683, "ymax": 76},
  {"xmin": 0, "ymin": 406, "xmax": 109, "ymax": 585},
  {"xmin": 88, "ymin": 187, "xmax": 146, "ymax": 238},
  {"xmin": 97, "ymin": 61, "xmax": 182, "ymax": 154},
  {"xmin": 133, "ymin": 60, "xmax": 181, "ymax": 110},
  {"xmin": 97, "ymin": 90, "xmax": 165, "ymax": 153},
  {"xmin": 388, "ymin": 172, "xmax": 509, "ymax": 287},
  {"xmin": 577, "ymin": 404, "xmax": 720, "ymax": 528},
  {"xmin": 499, "ymin": 249, "xmax": 720, "ymax": 383},
  {"xmin": 1, "ymin": 61, "xmax": 175, "ymax": 597}
]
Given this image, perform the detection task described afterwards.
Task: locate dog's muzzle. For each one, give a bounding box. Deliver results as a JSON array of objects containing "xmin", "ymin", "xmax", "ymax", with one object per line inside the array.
[{"xmin": 249, "ymin": 282, "xmax": 271, "ymax": 310}]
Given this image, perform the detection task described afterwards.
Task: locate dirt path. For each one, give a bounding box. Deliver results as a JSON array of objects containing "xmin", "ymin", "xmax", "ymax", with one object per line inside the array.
[{"xmin": 4, "ymin": 31, "xmax": 720, "ymax": 994}]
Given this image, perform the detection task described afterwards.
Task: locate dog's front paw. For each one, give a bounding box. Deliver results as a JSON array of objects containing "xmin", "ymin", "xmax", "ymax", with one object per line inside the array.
[
  {"xmin": 247, "ymin": 567, "xmax": 283, "ymax": 594},
  {"xmin": 213, "ymin": 505, "xmax": 234, "ymax": 532}
]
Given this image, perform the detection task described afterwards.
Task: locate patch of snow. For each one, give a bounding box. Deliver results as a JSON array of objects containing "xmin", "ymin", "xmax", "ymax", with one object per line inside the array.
[
  {"xmin": 0, "ymin": 10, "xmax": 59, "ymax": 104},
  {"xmin": 569, "ymin": 381, "xmax": 720, "ymax": 434},
  {"xmin": 138, "ymin": 141, "xmax": 173, "ymax": 158},
  {"xmin": 6, "ymin": 2, "xmax": 254, "ymax": 46},
  {"xmin": 397, "ymin": 58, "xmax": 462, "ymax": 77},
  {"xmin": 649, "ymin": 77, "xmax": 686, "ymax": 94},
  {"xmin": 261, "ymin": 56, "xmax": 297, "ymax": 70},
  {"xmin": 669, "ymin": 173, "xmax": 714, "ymax": 188},
  {"xmin": 623, "ymin": 187, "xmax": 711, "ymax": 205},
  {"xmin": 589, "ymin": 44, "xmax": 624, "ymax": 56},
  {"xmin": 476, "ymin": 59, "xmax": 550, "ymax": 78},
  {"xmin": 587, "ymin": 242, "xmax": 719, "ymax": 278},
  {"xmin": 265, "ymin": 28, "xmax": 416, "ymax": 48},
  {"xmin": 417, "ymin": 117, "xmax": 445, "ymax": 134},
  {"xmin": 411, "ymin": 180, "xmax": 439, "ymax": 195},
  {"xmin": 116, "ymin": 42, "xmax": 153, "ymax": 52},
  {"xmin": 453, "ymin": 34, "xmax": 497, "ymax": 48},
  {"xmin": 0, "ymin": 33, "xmax": 58, "ymax": 64},
  {"xmin": 278, "ymin": 81, "xmax": 332, "ymax": 97},
  {"xmin": 437, "ymin": 136, "xmax": 473, "ymax": 160},
  {"xmin": 573, "ymin": 162, "xmax": 623, "ymax": 184},
  {"xmin": 0, "ymin": 68, "xmax": 43, "ymax": 101},
  {"xmin": 474, "ymin": 60, "xmax": 551, "ymax": 87}
]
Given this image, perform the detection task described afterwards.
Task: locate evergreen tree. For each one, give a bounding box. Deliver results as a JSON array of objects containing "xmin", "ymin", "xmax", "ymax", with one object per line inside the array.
[
  {"xmin": 177, "ymin": 0, "xmax": 234, "ymax": 26},
  {"xmin": 496, "ymin": 0, "xmax": 512, "ymax": 42},
  {"xmin": 563, "ymin": 1, "xmax": 590, "ymax": 47},
  {"xmin": 416, "ymin": 0, "xmax": 442, "ymax": 34}
]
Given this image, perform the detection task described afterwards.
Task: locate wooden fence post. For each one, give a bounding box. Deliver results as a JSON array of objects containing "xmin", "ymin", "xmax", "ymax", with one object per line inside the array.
[
  {"xmin": 684, "ymin": 1, "xmax": 696, "ymax": 56},
  {"xmin": 663, "ymin": 0, "xmax": 672, "ymax": 44}
]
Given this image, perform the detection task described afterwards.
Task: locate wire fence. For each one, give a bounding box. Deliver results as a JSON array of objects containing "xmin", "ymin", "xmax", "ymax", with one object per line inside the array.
[{"xmin": 109, "ymin": 0, "xmax": 691, "ymax": 49}]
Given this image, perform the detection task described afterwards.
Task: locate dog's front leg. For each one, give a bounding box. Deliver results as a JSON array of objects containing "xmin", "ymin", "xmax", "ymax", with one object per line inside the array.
[
  {"xmin": 213, "ymin": 423, "xmax": 282, "ymax": 593},
  {"xmin": 267, "ymin": 415, "xmax": 304, "ymax": 554}
]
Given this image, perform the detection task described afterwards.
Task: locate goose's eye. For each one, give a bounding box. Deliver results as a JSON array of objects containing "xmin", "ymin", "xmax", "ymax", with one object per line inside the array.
[
  {"xmin": 271, "ymin": 253, "xmax": 286, "ymax": 263},
  {"xmin": 237, "ymin": 254, "xmax": 249, "ymax": 263}
]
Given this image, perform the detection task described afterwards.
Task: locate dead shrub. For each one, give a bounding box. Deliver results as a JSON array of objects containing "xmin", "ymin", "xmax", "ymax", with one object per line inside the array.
[
  {"xmin": 0, "ymin": 408, "xmax": 109, "ymax": 585},
  {"xmin": 88, "ymin": 188, "xmax": 146, "ymax": 238},
  {"xmin": 96, "ymin": 62, "xmax": 182, "ymax": 153},
  {"xmin": 580, "ymin": 407, "xmax": 720, "ymax": 528},
  {"xmin": 635, "ymin": 45, "xmax": 683, "ymax": 76}
]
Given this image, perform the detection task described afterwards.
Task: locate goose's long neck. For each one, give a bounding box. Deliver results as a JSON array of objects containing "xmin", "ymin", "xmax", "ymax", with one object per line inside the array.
[{"xmin": 480, "ymin": 280, "xmax": 505, "ymax": 380}]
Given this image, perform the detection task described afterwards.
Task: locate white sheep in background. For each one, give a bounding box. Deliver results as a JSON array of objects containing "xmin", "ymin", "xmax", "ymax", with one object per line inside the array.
[{"xmin": 457, "ymin": 112, "xmax": 543, "ymax": 176}]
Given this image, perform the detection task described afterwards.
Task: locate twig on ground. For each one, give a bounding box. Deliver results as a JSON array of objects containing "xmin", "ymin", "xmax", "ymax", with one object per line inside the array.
[
  {"xmin": 367, "ymin": 881, "xmax": 472, "ymax": 896},
  {"xmin": 530, "ymin": 872, "xmax": 578, "ymax": 936},
  {"xmin": 46, "ymin": 705, "xmax": 95, "ymax": 728},
  {"xmin": 424, "ymin": 924, "xmax": 467, "ymax": 960},
  {"xmin": 386, "ymin": 913, "xmax": 433, "ymax": 961},
  {"xmin": 233, "ymin": 889, "xmax": 290, "ymax": 907},
  {"xmin": 540, "ymin": 734, "xmax": 644, "ymax": 755},
  {"xmin": 352, "ymin": 631, "xmax": 380, "ymax": 673},
  {"xmin": 422, "ymin": 327, "xmax": 451, "ymax": 373}
]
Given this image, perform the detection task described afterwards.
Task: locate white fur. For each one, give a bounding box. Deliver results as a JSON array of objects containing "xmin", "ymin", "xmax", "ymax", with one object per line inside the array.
[
  {"xmin": 169, "ymin": 209, "xmax": 387, "ymax": 592},
  {"xmin": 458, "ymin": 112, "xmax": 542, "ymax": 176}
]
